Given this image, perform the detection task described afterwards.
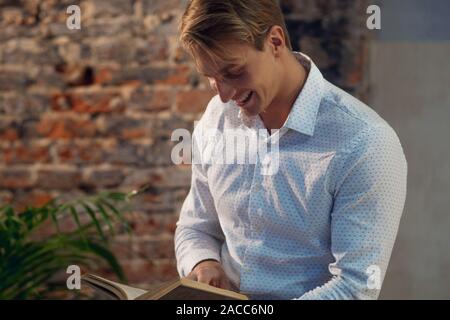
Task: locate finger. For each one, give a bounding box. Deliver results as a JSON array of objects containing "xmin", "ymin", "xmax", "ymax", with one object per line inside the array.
[
  {"xmin": 197, "ymin": 273, "xmax": 213, "ymax": 285},
  {"xmin": 186, "ymin": 272, "xmax": 197, "ymax": 281},
  {"xmin": 209, "ymin": 279, "xmax": 219, "ymax": 287},
  {"xmin": 219, "ymin": 278, "xmax": 231, "ymax": 290}
]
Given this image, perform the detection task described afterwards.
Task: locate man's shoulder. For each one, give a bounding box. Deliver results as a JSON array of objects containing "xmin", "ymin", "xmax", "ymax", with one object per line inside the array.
[
  {"xmin": 318, "ymin": 80, "xmax": 402, "ymax": 151},
  {"xmin": 322, "ymin": 81, "xmax": 383, "ymax": 127},
  {"xmin": 319, "ymin": 83, "xmax": 406, "ymax": 189}
]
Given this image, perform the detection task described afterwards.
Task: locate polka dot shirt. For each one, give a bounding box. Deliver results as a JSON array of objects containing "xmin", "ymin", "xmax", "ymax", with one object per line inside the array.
[{"xmin": 175, "ymin": 52, "xmax": 407, "ymax": 300}]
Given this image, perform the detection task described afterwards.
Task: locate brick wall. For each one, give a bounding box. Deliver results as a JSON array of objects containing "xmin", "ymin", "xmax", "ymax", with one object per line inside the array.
[{"xmin": 0, "ymin": 0, "xmax": 369, "ymax": 289}]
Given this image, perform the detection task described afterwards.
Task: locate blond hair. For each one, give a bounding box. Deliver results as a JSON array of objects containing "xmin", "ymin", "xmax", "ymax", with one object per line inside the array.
[{"xmin": 179, "ymin": 0, "xmax": 292, "ymax": 62}]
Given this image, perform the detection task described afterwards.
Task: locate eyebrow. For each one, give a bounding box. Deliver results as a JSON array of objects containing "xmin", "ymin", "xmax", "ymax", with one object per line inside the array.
[
  {"xmin": 220, "ymin": 64, "xmax": 241, "ymax": 73},
  {"xmin": 200, "ymin": 64, "xmax": 242, "ymax": 77}
]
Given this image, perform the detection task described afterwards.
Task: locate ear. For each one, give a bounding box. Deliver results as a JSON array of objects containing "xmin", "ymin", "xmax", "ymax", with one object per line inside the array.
[{"xmin": 266, "ymin": 25, "xmax": 286, "ymax": 57}]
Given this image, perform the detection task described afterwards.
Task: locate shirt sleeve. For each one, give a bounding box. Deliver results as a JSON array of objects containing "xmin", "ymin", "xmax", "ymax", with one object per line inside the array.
[
  {"xmin": 174, "ymin": 124, "xmax": 225, "ymax": 278},
  {"xmin": 295, "ymin": 125, "xmax": 407, "ymax": 300}
]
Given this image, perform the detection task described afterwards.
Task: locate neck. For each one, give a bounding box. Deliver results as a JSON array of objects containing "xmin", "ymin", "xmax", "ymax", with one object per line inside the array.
[{"xmin": 260, "ymin": 52, "xmax": 307, "ymax": 132}]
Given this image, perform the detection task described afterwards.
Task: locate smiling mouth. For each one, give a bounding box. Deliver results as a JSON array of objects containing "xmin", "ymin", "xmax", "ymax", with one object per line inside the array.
[{"xmin": 235, "ymin": 91, "xmax": 253, "ymax": 107}]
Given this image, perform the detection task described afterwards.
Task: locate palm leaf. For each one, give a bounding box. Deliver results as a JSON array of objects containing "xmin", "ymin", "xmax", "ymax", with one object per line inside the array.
[{"xmin": 0, "ymin": 188, "xmax": 146, "ymax": 299}]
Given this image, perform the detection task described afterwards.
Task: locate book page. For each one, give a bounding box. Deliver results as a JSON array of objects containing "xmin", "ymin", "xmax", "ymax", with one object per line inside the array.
[
  {"xmin": 114, "ymin": 282, "xmax": 147, "ymax": 300},
  {"xmin": 82, "ymin": 274, "xmax": 146, "ymax": 300}
]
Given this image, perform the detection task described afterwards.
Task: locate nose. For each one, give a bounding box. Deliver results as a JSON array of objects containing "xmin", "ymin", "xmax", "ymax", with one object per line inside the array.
[{"xmin": 210, "ymin": 78, "xmax": 236, "ymax": 103}]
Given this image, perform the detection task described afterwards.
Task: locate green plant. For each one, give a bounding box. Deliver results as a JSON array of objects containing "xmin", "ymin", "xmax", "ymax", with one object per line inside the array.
[{"xmin": 0, "ymin": 187, "xmax": 146, "ymax": 299}]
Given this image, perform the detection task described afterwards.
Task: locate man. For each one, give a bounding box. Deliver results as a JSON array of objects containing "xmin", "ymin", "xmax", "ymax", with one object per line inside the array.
[{"xmin": 174, "ymin": 0, "xmax": 407, "ymax": 299}]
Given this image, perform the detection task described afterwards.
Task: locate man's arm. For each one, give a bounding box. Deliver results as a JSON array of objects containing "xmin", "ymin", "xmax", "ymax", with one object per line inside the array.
[
  {"xmin": 173, "ymin": 97, "xmax": 232, "ymax": 290},
  {"xmin": 174, "ymin": 159, "xmax": 225, "ymax": 278},
  {"xmin": 295, "ymin": 125, "xmax": 407, "ymax": 300}
]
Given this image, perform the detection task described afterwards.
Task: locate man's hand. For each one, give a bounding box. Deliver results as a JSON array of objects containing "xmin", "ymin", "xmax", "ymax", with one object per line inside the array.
[{"xmin": 186, "ymin": 260, "xmax": 232, "ymax": 290}]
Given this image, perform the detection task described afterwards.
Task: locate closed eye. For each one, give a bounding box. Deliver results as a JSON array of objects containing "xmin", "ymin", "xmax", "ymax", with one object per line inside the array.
[{"xmin": 224, "ymin": 68, "xmax": 245, "ymax": 80}]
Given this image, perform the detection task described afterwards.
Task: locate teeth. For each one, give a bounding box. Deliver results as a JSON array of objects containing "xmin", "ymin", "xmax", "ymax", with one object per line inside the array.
[{"xmin": 238, "ymin": 92, "xmax": 251, "ymax": 104}]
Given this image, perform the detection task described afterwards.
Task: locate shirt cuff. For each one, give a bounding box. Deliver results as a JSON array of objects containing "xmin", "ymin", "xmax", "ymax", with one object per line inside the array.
[{"xmin": 179, "ymin": 250, "xmax": 222, "ymax": 278}]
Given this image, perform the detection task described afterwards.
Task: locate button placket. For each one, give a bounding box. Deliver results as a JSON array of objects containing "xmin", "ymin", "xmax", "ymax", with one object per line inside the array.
[{"xmin": 240, "ymin": 156, "xmax": 264, "ymax": 283}]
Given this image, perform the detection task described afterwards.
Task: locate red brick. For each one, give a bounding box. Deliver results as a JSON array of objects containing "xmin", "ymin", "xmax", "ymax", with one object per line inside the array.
[
  {"xmin": 1, "ymin": 144, "xmax": 50, "ymax": 164},
  {"xmin": 56, "ymin": 141, "xmax": 104, "ymax": 164},
  {"xmin": 142, "ymin": 0, "xmax": 184, "ymax": 15},
  {"xmin": 0, "ymin": 168, "xmax": 34, "ymax": 189},
  {"xmin": 176, "ymin": 89, "xmax": 215, "ymax": 113},
  {"xmin": 120, "ymin": 260, "xmax": 156, "ymax": 284},
  {"xmin": 346, "ymin": 44, "xmax": 368, "ymax": 87},
  {"xmin": 0, "ymin": 128, "xmax": 19, "ymax": 141},
  {"xmin": 155, "ymin": 65, "xmax": 191, "ymax": 86},
  {"xmin": 12, "ymin": 190, "xmax": 54, "ymax": 212},
  {"xmin": 120, "ymin": 259, "xmax": 178, "ymax": 285},
  {"xmin": 37, "ymin": 169, "xmax": 81, "ymax": 190},
  {"xmin": 121, "ymin": 128, "xmax": 147, "ymax": 139},
  {"xmin": 135, "ymin": 238, "xmax": 175, "ymax": 260},
  {"xmin": 0, "ymin": 191, "xmax": 13, "ymax": 204},
  {"xmin": 83, "ymin": 169, "xmax": 125, "ymax": 188},
  {"xmin": 102, "ymin": 116, "xmax": 151, "ymax": 140},
  {"xmin": 51, "ymin": 92, "xmax": 125, "ymax": 114},
  {"xmin": 128, "ymin": 212, "xmax": 179, "ymax": 237},
  {"xmin": 73, "ymin": 95, "xmax": 109, "ymax": 113},
  {"xmin": 29, "ymin": 191, "xmax": 54, "ymax": 208},
  {"xmin": 36, "ymin": 117, "xmax": 97, "ymax": 139},
  {"xmin": 110, "ymin": 239, "xmax": 134, "ymax": 260},
  {"xmin": 129, "ymin": 88, "xmax": 173, "ymax": 112},
  {"xmin": 94, "ymin": 67, "xmax": 114, "ymax": 85},
  {"xmin": 150, "ymin": 89, "xmax": 172, "ymax": 110}
]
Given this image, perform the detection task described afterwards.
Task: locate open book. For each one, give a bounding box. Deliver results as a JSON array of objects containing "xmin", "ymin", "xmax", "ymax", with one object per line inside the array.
[{"xmin": 81, "ymin": 274, "xmax": 248, "ymax": 300}]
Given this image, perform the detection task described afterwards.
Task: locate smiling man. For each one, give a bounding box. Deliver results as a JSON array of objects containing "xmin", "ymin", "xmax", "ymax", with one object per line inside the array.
[{"xmin": 174, "ymin": 0, "xmax": 407, "ymax": 299}]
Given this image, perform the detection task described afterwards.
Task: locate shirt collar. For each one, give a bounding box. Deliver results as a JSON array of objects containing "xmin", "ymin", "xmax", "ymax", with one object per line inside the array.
[
  {"xmin": 284, "ymin": 52, "xmax": 324, "ymax": 136},
  {"xmin": 238, "ymin": 52, "xmax": 324, "ymax": 136}
]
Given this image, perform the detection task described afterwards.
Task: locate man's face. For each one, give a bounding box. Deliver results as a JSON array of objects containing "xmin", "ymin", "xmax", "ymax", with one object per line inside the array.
[{"xmin": 193, "ymin": 41, "xmax": 281, "ymax": 117}]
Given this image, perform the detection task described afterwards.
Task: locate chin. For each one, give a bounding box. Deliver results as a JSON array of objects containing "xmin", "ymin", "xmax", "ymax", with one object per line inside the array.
[{"xmin": 240, "ymin": 95, "xmax": 264, "ymax": 117}]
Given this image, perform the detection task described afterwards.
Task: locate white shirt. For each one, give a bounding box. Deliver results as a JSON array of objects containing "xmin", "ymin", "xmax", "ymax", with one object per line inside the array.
[{"xmin": 174, "ymin": 52, "xmax": 407, "ymax": 299}]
